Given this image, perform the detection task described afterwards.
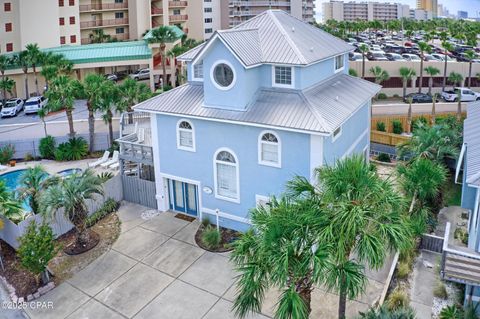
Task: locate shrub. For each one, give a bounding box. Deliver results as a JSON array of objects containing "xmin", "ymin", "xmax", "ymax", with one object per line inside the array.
[
  {"xmin": 17, "ymin": 222, "xmax": 57, "ymax": 285},
  {"xmin": 201, "ymin": 216, "xmax": 210, "ymax": 228},
  {"xmin": 98, "ymin": 172, "xmax": 114, "ymax": 183},
  {"xmin": 393, "ymin": 94, "xmax": 400, "ymax": 98},
  {"xmin": 55, "ymin": 137, "xmax": 88, "ymax": 161},
  {"xmin": 201, "ymin": 225, "xmax": 221, "ymax": 250},
  {"xmin": 358, "ymin": 305, "xmax": 416, "ymax": 319},
  {"xmin": 396, "ymin": 261, "xmax": 410, "ymax": 280},
  {"xmin": 386, "ymin": 288, "xmax": 409, "ymax": 311},
  {"xmin": 392, "ymin": 120, "xmax": 403, "ymax": 134},
  {"xmin": 376, "ymin": 121, "xmax": 386, "ymax": 132},
  {"xmin": 377, "ymin": 93, "xmax": 387, "ymax": 100},
  {"xmin": 454, "ymin": 228, "xmax": 469, "ymax": 245},
  {"xmin": 377, "ymin": 153, "xmax": 391, "ymax": 163},
  {"xmin": 349, "ymin": 68, "xmax": 358, "ymax": 77},
  {"xmin": 86, "ymin": 198, "xmax": 120, "ymax": 227},
  {"xmin": 39, "ymin": 136, "xmax": 56, "ymax": 159},
  {"xmin": 433, "ymin": 281, "xmax": 448, "ymax": 299},
  {"xmin": 439, "ymin": 305, "xmax": 462, "ymax": 319},
  {"xmin": 0, "ymin": 144, "xmax": 14, "ymax": 164},
  {"xmin": 412, "ymin": 116, "xmax": 428, "ymax": 131},
  {"xmin": 24, "ymin": 153, "xmax": 34, "ymax": 162}
]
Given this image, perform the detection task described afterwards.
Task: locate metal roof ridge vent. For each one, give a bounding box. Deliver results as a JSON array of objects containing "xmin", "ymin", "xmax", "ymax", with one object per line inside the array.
[
  {"xmin": 310, "ymin": 47, "xmax": 314, "ymax": 52},
  {"xmin": 335, "ymin": 96, "xmax": 339, "ymax": 101},
  {"xmin": 291, "ymin": 27, "xmax": 295, "ymax": 32}
]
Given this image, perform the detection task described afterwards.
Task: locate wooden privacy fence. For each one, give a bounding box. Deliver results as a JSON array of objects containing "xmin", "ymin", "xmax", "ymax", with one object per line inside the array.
[
  {"xmin": 420, "ymin": 233, "xmax": 444, "ymax": 253},
  {"xmin": 0, "ymin": 174, "xmax": 123, "ymax": 249},
  {"xmin": 122, "ymin": 175, "xmax": 157, "ymax": 209},
  {"xmin": 371, "ymin": 130, "xmax": 410, "ymax": 146},
  {"xmin": 372, "ymin": 112, "xmax": 459, "ymax": 134}
]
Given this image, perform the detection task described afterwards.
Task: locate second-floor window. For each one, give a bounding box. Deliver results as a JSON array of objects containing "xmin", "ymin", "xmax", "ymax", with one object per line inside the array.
[
  {"xmin": 177, "ymin": 120, "xmax": 195, "ymax": 151},
  {"xmin": 258, "ymin": 131, "xmax": 281, "ymax": 167},
  {"xmin": 193, "ymin": 62, "xmax": 203, "ymax": 80},
  {"xmin": 273, "ymin": 66, "xmax": 293, "ymax": 88},
  {"xmin": 70, "ymin": 35, "xmax": 76, "ymax": 43},
  {"xmin": 69, "ymin": 16, "xmax": 75, "ymax": 24},
  {"xmin": 59, "ymin": 0, "xmax": 64, "ymax": 7},
  {"xmin": 6, "ymin": 43, "xmax": 13, "ymax": 52},
  {"xmin": 4, "ymin": 3, "xmax": 11, "ymax": 12},
  {"xmin": 5, "ymin": 23, "xmax": 12, "ymax": 32},
  {"xmin": 59, "ymin": 17, "xmax": 65, "ymax": 25},
  {"xmin": 334, "ymin": 54, "xmax": 344, "ymax": 72}
]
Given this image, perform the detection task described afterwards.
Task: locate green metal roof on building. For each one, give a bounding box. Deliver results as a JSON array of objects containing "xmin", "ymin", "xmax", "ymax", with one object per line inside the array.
[
  {"xmin": 143, "ymin": 25, "xmax": 185, "ymax": 41},
  {"xmin": 41, "ymin": 40, "xmax": 151, "ymax": 64}
]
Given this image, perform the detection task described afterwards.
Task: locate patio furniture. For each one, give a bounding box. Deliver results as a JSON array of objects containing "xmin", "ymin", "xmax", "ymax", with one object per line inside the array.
[
  {"xmin": 109, "ymin": 162, "xmax": 120, "ymax": 170},
  {"xmin": 101, "ymin": 150, "xmax": 119, "ymax": 168},
  {"xmin": 88, "ymin": 151, "xmax": 110, "ymax": 168}
]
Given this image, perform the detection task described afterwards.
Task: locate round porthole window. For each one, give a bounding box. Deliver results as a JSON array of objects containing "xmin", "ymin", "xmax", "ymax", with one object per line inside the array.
[{"xmin": 212, "ymin": 62, "xmax": 235, "ymax": 89}]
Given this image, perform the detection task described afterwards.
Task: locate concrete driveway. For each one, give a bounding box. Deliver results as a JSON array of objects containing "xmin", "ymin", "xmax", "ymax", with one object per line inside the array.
[{"xmin": 24, "ymin": 202, "xmax": 394, "ymax": 319}]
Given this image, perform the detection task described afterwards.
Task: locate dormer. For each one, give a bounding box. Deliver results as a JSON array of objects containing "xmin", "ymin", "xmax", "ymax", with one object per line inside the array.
[{"xmin": 178, "ymin": 10, "xmax": 353, "ymax": 110}]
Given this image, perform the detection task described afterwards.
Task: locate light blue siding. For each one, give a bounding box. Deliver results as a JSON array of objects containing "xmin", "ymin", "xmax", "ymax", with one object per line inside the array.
[
  {"xmin": 156, "ymin": 114, "xmax": 311, "ymax": 230},
  {"xmin": 296, "ymin": 54, "xmax": 348, "ymax": 89},
  {"xmin": 322, "ymin": 101, "xmax": 370, "ymax": 165}
]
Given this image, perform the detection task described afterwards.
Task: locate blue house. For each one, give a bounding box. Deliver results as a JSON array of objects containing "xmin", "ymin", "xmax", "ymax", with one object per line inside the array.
[
  {"xmin": 444, "ymin": 101, "xmax": 480, "ymax": 305},
  {"xmin": 132, "ymin": 10, "xmax": 380, "ymax": 230}
]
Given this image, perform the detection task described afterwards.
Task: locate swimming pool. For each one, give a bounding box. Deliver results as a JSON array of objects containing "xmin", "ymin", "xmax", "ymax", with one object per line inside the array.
[{"xmin": 57, "ymin": 168, "xmax": 82, "ymax": 177}]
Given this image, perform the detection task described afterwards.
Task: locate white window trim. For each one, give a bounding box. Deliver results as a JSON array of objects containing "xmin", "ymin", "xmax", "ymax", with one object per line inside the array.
[
  {"xmin": 255, "ymin": 194, "xmax": 270, "ymax": 208},
  {"xmin": 271, "ymin": 65, "xmax": 295, "ymax": 89},
  {"xmin": 176, "ymin": 119, "xmax": 196, "ymax": 152},
  {"xmin": 334, "ymin": 54, "xmax": 345, "ymax": 73},
  {"xmin": 192, "ymin": 62, "xmax": 203, "ymax": 82},
  {"xmin": 213, "ymin": 147, "xmax": 240, "ymax": 203},
  {"xmin": 258, "ymin": 130, "xmax": 281, "ymax": 168},
  {"xmin": 332, "ymin": 126, "xmax": 342, "ymax": 142},
  {"xmin": 210, "ymin": 59, "xmax": 236, "ymax": 91}
]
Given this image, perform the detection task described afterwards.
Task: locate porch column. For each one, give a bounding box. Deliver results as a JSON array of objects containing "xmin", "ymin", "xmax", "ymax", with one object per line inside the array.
[{"xmin": 150, "ymin": 114, "xmax": 168, "ymax": 211}]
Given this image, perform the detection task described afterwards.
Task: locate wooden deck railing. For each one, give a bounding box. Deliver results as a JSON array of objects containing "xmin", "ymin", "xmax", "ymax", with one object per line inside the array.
[{"xmin": 370, "ymin": 130, "xmax": 410, "ymax": 146}]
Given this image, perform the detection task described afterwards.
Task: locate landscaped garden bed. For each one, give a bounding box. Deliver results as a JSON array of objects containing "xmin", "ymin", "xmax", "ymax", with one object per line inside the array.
[{"xmin": 195, "ymin": 220, "xmax": 241, "ymax": 253}]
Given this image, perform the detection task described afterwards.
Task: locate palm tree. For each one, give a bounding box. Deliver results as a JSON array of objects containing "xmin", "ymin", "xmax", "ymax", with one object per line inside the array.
[
  {"xmin": 81, "ymin": 74, "xmax": 108, "ymax": 153},
  {"xmin": 146, "ymin": 26, "xmax": 179, "ymax": 89},
  {"xmin": 118, "ymin": 78, "xmax": 152, "ymax": 113},
  {"xmin": 45, "ymin": 75, "xmax": 79, "ymax": 137},
  {"xmin": 17, "ymin": 165, "xmax": 51, "ymax": 215},
  {"xmin": 231, "ymin": 196, "xmax": 330, "ymax": 318},
  {"xmin": 167, "ymin": 44, "xmax": 189, "ymax": 87},
  {"xmin": 397, "ymin": 123, "xmax": 461, "ymax": 163},
  {"xmin": 89, "ymin": 29, "xmax": 112, "ymax": 44},
  {"xmin": 25, "ymin": 43, "xmax": 43, "ymax": 95},
  {"xmin": 424, "ymin": 66, "xmax": 440, "ymax": 96},
  {"xmin": 96, "ymin": 81, "xmax": 124, "ymax": 147},
  {"xmin": 417, "ymin": 41, "xmax": 430, "ymax": 93},
  {"xmin": 0, "ymin": 180, "xmax": 22, "ymax": 270},
  {"xmin": 448, "ymin": 72, "xmax": 464, "ymax": 121},
  {"xmin": 14, "ymin": 51, "xmax": 30, "ymax": 99},
  {"xmin": 38, "ymin": 108, "xmax": 48, "ymax": 137},
  {"xmin": 431, "ymin": 93, "xmax": 437, "ymax": 125},
  {"xmin": 399, "ymin": 67, "xmax": 416, "ymax": 99},
  {"xmin": 464, "ymin": 50, "xmax": 477, "ymax": 88},
  {"xmin": 41, "ymin": 53, "xmax": 73, "ymax": 91},
  {"xmin": 0, "ymin": 77, "xmax": 15, "ymax": 103},
  {"xmin": 407, "ymin": 96, "xmax": 413, "ymax": 134},
  {"xmin": 0, "ymin": 55, "xmax": 13, "ymax": 106},
  {"xmin": 287, "ymin": 155, "xmax": 411, "ymax": 319},
  {"xmin": 40, "ymin": 169, "xmax": 104, "ymax": 252},
  {"xmin": 358, "ymin": 44, "xmax": 369, "ymax": 79},
  {"xmin": 441, "ymin": 41, "xmax": 454, "ymax": 91},
  {"xmin": 369, "ymin": 66, "xmax": 389, "ymax": 98}
]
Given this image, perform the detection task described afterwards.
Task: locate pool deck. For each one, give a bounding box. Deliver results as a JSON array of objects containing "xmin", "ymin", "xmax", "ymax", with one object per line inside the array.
[{"xmin": 0, "ymin": 158, "xmax": 115, "ymax": 176}]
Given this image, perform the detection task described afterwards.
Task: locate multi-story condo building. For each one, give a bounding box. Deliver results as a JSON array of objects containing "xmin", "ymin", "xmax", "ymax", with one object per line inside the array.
[
  {"xmin": 417, "ymin": 0, "xmax": 437, "ymax": 17},
  {"xmin": 410, "ymin": 8, "xmax": 433, "ymax": 20},
  {"xmin": 228, "ymin": 0, "xmax": 315, "ymax": 28},
  {"xmin": 322, "ymin": 1, "xmax": 410, "ymax": 22}
]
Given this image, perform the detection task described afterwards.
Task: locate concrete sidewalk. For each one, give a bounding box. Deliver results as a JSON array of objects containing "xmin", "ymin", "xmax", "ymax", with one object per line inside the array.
[
  {"xmin": 24, "ymin": 202, "xmax": 396, "ymax": 319},
  {"xmin": 410, "ymin": 250, "xmax": 440, "ymax": 319}
]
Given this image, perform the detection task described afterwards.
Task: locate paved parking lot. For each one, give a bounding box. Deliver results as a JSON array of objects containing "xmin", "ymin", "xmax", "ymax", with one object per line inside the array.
[{"xmin": 25, "ymin": 202, "xmax": 395, "ymax": 319}]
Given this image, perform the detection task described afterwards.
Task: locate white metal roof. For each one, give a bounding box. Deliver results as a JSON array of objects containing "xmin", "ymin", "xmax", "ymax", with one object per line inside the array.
[{"xmin": 134, "ymin": 74, "xmax": 380, "ymax": 134}]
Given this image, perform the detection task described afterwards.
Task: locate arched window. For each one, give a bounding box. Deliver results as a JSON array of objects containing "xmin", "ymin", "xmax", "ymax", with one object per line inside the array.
[
  {"xmin": 214, "ymin": 149, "xmax": 239, "ymax": 201},
  {"xmin": 177, "ymin": 119, "xmax": 195, "ymax": 151},
  {"xmin": 258, "ymin": 131, "xmax": 281, "ymax": 167}
]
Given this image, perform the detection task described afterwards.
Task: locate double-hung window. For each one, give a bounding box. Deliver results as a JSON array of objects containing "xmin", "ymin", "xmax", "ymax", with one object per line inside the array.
[
  {"xmin": 258, "ymin": 131, "xmax": 281, "ymax": 167},
  {"xmin": 214, "ymin": 150, "xmax": 239, "ymax": 201},
  {"xmin": 177, "ymin": 120, "xmax": 195, "ymax": 151},
  {"xmin": 334, "ymin": 54, "xmax": 345, "ymax": 72}
]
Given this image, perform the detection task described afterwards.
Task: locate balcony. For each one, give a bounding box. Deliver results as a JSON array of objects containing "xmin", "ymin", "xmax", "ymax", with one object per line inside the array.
[
  {"xmin": 168, "ymin": 1, "xmax": 187, "ymax": 7},
  {"xmin": 229, "ymin": 1, "xmax": 291, "ymax": 7},
  {"xmin": 80, "ymin": 17, "xmax": 129, "ymax": 29},
  {"xmin": 151, "ymin": 6, "xmax": 163, "ymax": 15},
  {"xmin": 118, "ymin": 112, "xmax": 153, "ymax": 166},
  {"xmin": 79, "ymin": 1, "xmax": 128, "ymax": 12},
  {"xmin": 169, "ymin": 14, "xmax": 188, "ymax": 22},
  {"xmin": 81, "ymin": 32, "xmax": 129, "ymax": 44}
]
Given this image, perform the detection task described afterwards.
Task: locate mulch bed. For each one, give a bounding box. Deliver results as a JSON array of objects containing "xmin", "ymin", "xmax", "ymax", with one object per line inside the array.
[
  {"xmin": 195, "ymin": 224, "xmax": 242, "ymax": 253},
  {"xmin": 0, "ymin": 212, "xmax": 121, "ymax": 299},
  {"xmin": 0, "ymin": 242, "xmax": 38, "ymax": 297},
  {"xmin": 63, "ymin": 230, "xmax": 100, "ymax": 255}
]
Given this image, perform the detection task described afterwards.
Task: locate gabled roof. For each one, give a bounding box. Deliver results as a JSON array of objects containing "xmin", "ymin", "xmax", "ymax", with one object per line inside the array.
[
  {"xmin": 180, "ymin": 10, "xmax": 354, "ymax": 66},
  {"xmin": 177, "ymin": 42, "xmax": 206, "ymax": 61},
  {"xmin": 464, "ymin": 102, "xmax": 480, "ymax": 186},
  {"xmin": 134, "ymin": 74, "xmax": 380, "ymax": 134}
]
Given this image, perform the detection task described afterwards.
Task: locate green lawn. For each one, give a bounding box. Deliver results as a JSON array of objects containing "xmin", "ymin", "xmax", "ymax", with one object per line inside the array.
[{"xmin": 444, "ymin": 179, "xmax": 462, "ymax": 207}]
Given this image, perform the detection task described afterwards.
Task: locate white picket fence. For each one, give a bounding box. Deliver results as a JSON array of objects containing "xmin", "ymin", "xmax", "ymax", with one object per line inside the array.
[{"xmin": 0, "ymin": 174, "xmax": 123, "ymax": 249}]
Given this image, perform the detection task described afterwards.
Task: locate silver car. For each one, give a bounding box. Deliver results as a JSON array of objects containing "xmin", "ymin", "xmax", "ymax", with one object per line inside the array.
[{"xmin": 129, "ymin": 68, "xmax": 150, "ymax": 81}]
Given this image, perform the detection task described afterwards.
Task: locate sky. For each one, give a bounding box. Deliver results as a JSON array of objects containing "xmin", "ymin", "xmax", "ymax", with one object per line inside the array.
[{"xmin": 315, "ymin": 0, "xmax": 480, "ymax": 19}]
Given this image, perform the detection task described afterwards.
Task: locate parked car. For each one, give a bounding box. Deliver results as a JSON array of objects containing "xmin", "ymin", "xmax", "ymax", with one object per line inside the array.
[
  {"xmin": 404, "ymin": 93, "xmax": 438, "ymax": 103},
  {"xmin": 1, "ymin": 98, "xmax": 24, "ymax": 117},
  {"xmin": 105, "ymin": 74, "xmax": 118, "ymax": 82},
  {"xmin": 24, "ymin": 96, "xmax": 48, "ymax": 114},
  {"xmin": 441, "ymin": 87, "xmax": 480, "ymax": 102},
  {"xmin": 423, "ymin": 54, "xmax": 442, "ymax": 62},
  {"xmin": 383, "ymin": 44, "xmax": 405, "ymax": 54},
  {"xmin": 385, "ymin": 53, "xmax": 405, "ymax": 61},
  {"xmin": 349, "ymin": 52, "xmax": 364, "ymax": 61},
  {"xmin": 402, "ymin": 54, "xmax": 421, "ymax": 62},
  {"xmin": 431, "ymin": 53, "xmax": 456, "ymax": 62},
  {"xmin": 129, "ymin": 68, "xmax": 150, "ymax": 81},
  {"xmin": 367, "ymin": 51, "xmax": 388, "ymax": 61}
]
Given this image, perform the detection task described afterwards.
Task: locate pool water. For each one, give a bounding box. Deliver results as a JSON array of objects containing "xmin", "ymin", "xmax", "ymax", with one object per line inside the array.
[{"xmin": 57, "ymin": 168, "xmax": 82, "ymax": 177}]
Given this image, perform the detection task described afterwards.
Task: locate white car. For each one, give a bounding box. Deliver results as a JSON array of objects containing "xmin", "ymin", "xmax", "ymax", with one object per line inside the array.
[
  {"xmin": 402, "ymin": 54, "xmax": 421, "ymax": 61},
  {"xmin": 24, "ymin": 96, "xmax": 48, "ymax": 114},
  {"xmin": 129, "ymin": 68, "xmax": 150, "ymax": 81},
  {"xmin": 1, "ymin": 98, "xmax": 24, "ymax": 117},
  {"xmin": 431, "ymin": 53, "xmax": 456, "ymax": 62},
  {"xmin": 441, "ymin": 87, "xmax": 480, "ymax": 102}
]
